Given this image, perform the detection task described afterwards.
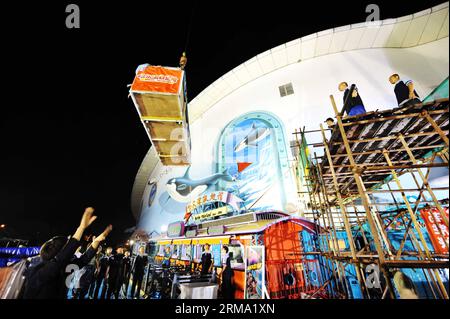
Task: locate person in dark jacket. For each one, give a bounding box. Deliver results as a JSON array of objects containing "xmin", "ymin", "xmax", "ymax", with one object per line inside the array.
[
  {"xmin": 389, "ymin": 74, "xmax": 420, "ymax": 108},
  {"xmin": 339, "ymin": 82, "xmax": 367, "ymax": 116},
  {"xmin": 87, "ymin": 245, "xmax": 103, "ymax": 299},
  {"xmin": 77, "ymin": 237, "xmax": 103, "ymax": 299},
  {"xmin": 23, "ymin": 207, "xmax": 112, "ymax": 299},
  {"xmin": 69, "ymin": 246, "xmax": 90, "ymax": 298},
  {"xmin": 221, "ymin": 246, "xmax": 234, "ymax": 299},
  {"xmin": 96, "ymin": 247, "xmax": 113, "ymax": 299},
  {"xmin": 200, "ymin": 243, "xmax": 213, "ymax": 276},
  {"xmin": 105, "ymin": 247, "xmax": 125, "ymax": 299},
  {"xmin": 130, "ymin": 246, "xmax": 148, "ymax": 299},
  {"xmin": 122, "ymin": 250, "xmax": 131, "ymax": 296}
]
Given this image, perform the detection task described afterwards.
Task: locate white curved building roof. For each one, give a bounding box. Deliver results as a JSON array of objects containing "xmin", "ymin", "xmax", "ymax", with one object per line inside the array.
[{"xmin": 188, "ymin": 2, "xmax": 449, "ymax": 122}]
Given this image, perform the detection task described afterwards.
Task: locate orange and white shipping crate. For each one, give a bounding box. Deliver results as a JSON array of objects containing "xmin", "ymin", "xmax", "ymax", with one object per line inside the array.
[{"xmin": 130, "ymin": 65, "xmax": 191, "ymax": 166}]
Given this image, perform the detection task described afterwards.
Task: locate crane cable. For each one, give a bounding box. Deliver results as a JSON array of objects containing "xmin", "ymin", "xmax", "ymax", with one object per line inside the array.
[{"xmin": 183, "ymin": 0, "xmax": 198, "ymax": 54}]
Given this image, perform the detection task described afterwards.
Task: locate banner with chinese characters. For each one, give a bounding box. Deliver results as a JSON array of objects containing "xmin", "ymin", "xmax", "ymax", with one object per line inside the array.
[
  {"xmin": 245, "ymin": 246, "xmax": 265, "ymax": 299},
  {"xmin": 420, "ymin": 206, "xmax": 449, "ymax": 254},
  {"xmin": 184, "ymin": 191, "xmax": 243, "ymax": 223},
  {"xmin": 186, "ymin": 191, "xmax": 242, "ymax": 213}
]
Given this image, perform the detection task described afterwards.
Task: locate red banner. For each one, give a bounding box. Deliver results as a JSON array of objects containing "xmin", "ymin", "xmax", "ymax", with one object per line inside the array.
[{"xmin": 420, "ymin": 207, "xmax": 449, "ymax": 254}]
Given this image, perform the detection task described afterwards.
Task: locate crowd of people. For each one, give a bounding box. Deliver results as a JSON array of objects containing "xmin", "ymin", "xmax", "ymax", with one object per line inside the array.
[
  {"xmin": 15, "ymin": 208, "xmax": 234, "ymax": 299},
  {"xmin": 20, "ymin": 207, "xmax": 149, "ymax": 299},
  {"xmin": 68, "ymin": 242, "xmax": 149, "ymax": 300},
  {"xmin": 0, "ymin": 207, "xmax": 237, "ymax": 299}
]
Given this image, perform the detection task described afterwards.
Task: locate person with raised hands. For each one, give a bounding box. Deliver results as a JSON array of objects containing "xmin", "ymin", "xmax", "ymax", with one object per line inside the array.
[
  {"xmin": 23, "ymin": 207, "xmax": 112, "ymax": 299},
  {"xmin": 71, "ymin": 226, "xmax": 113, "ymax": 299}
]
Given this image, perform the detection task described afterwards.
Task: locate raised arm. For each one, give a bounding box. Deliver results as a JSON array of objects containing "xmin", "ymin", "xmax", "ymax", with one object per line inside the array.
[
  {"xmin": 73, "ymin": 207, "xmax": 97, "ymax": 241},
  {"xmin": 56, "ymin": 207, "xmax": 97, "ymax": 263},
  {"xmin": 34, "ymin": 208, "xmax": 98, "ymax": 281},
  {"xmin": 342, "ymin": 88, "xmax": 351, "ymax": 115},
  {"xmin": 91, "ymin": 225, "xmax": 113, "ymax": 250},
  {"xmin": 76, "ymin": 225, "xmax": 113, "ymax": 267}
]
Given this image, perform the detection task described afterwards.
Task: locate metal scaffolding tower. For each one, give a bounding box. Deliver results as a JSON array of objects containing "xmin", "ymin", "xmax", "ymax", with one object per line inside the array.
[{"xmin": 293, "ymin": 97, "xmax": 449, "ymax": 299}]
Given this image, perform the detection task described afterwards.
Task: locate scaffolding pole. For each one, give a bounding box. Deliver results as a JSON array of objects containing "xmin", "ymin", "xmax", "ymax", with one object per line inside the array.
[{"xmin": 294, "ymin": 97, "xmax": 449, "ymax": 299}]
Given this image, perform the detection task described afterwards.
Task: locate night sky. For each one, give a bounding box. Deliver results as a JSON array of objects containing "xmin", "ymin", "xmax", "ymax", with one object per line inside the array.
[{"xmin": 0, "ymin": 0, "xmax": 444, "ymax": 246}]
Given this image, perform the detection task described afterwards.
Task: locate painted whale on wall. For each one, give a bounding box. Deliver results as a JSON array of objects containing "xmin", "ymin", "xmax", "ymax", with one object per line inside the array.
[{"xmin": 166, "ymin": 167, "xmax": 235, "ymax": 203}]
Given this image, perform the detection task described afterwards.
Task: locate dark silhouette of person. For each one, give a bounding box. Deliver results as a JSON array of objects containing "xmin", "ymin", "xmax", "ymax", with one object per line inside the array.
[
  {"xmin": 130, "ymin": 246, "xmax": 148, "ymax": 299},
  {"xmin": 221, "ymin": 246, "xmax": 234, "ymax": 299},
  {"xmin": 200, "ymin": 244, "xmax": 213, "ymax": 276},
  {"xmin": 23, "ymin": 208, "xmax": 112, "ymax": 299},
  {"xmin": 105, "ymin": 247, "xmax": 125, "ymax": 299}
]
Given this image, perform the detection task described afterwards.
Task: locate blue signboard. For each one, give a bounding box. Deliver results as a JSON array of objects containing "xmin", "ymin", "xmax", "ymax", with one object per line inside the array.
[{"xmin": 211, "ymin": 244, "xmax": 222, "ymax": 267}]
